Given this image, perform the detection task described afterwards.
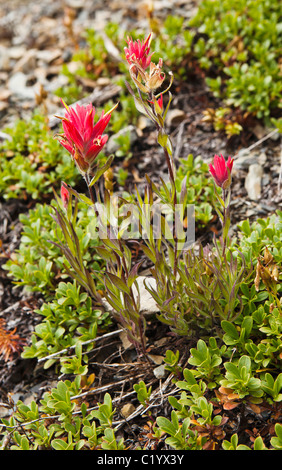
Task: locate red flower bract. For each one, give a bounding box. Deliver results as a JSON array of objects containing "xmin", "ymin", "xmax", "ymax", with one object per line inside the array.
[
  {"xmin": 149, "ymin": 93, "xmax": 163, "ymax": 115},
  {"xmin": 61, "ymin": 182, "xmax": 69, "ymax": 209},
  {"xmin": 124, "ymin": 33, "xmax": 153, "ymax": 72},
  {"xmin": 209, "ymin": 154, "xmax": 234, "ymax": 189},
  {"xmin": 56, "ymin": 99, "xmax": 112, "ymax": 174}
]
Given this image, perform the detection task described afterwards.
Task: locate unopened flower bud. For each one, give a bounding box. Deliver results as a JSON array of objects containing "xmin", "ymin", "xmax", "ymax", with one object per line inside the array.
[
  {"xmin": 209, "ymin": 154, "xmax": 234, "ymax": 189},
  {"xmin": 61, "ymin": 183, "xmax": 70, "ymax": 209}
]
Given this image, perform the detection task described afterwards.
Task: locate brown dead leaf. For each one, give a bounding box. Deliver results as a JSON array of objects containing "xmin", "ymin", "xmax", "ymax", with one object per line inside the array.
[
  {"xmin": 215, "ymin": 386, "xmax": 241, "ymax": 410},
  {"xmin": 248, "ymin": 403, "xmax": 263, "ymax": 414},
  {"xmin": 203, "ymin": 441, "xmax": 217, "ymax": 450},
  {"xmin": 147, "ymin": 354, "xmax": 164, "ymax": 365},
  {"xmin": 0, "ymin": 318, "xmax": 26, "ymax": 362}
]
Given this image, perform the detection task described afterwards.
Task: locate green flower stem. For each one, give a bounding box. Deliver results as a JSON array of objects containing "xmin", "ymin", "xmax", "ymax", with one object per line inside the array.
[
  {"xmin": 220, "ymin": 187, "xmax": 231, "ymax": 259},
  {"xmin": 163, "ymin": 144, "xmax": 179, "ymax": 277},
  {"xmin": 146, "ymin": 91, "xmax": 179, "ymax": 277},
  {"xmin": 84, "ymin": 173, "xmax": 96, "ymax": 205},
  {"xmin": 222, "ymin": 188, "xmax": 227, "ymax": 258}
]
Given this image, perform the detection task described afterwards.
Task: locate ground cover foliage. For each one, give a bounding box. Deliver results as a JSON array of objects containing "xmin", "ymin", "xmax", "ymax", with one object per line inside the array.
[{"xmin": 0, "ymin": 0, "xmax": 281, "ymax": 451}]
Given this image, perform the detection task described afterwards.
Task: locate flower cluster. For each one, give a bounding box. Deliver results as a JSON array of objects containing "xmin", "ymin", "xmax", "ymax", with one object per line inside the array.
[
  {"xmin": 56, "ymin": 99, "xmax": 114, "ymax": 175},
  {"xmin": 124, "ymin": 33, "xmax": 153, "ymax": 72},
  {"xmin": 124, "ymin": 33, "xmax": 165, "ymax": 94}
]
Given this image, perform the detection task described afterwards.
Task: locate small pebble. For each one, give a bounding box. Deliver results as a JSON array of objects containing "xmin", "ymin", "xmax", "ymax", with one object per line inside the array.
[
  {"xmin": 121, "ymin": 403, "xmax": 135, "ymax": 418},
  {"xmin": 153, "ymin": 364, "xmax": 166, "ymax": 379}
]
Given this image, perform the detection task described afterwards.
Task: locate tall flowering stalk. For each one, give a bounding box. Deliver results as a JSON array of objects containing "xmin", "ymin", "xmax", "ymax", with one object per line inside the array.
[
  {"xmin": 54, "ymin": 97, "xmax": 150, "ymax": 358},
  {"xmin": 124, "ymin": 32, "xmax": 183, "ymax": 276},
  {"xmin": 124, "ymin": 33, "xmax": 174, "ymax": 177},
  {"xmin": 52, "ymin": 99, "xmax": 119, "ymax": 308}
]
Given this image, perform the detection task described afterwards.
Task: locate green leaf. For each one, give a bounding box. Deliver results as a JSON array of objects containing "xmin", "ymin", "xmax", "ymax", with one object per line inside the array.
[
  {"xmin": 221, "ymin": 320, "xmax": 239, "ymax": 339},
  {"xmin": 271, "ymin": 423, "xmax": 282, "ymax": 450},
  {"xmin": 89, "ymin": 155, "xmax": 114, "ymax": 187},
  {"xmin": 51, "ymin": 439, "xmax": 70, "ymax": 450},
  {"xmin": 21, "ymin": 437, "xmax": 30, "ymax": 450},
  {"xmin": 106, "ymin": 272, "xmax": 130, "ymax": 294},
  {"xmin": 156, "ymin": 416, "xmax": 177, "ymax": 436}
]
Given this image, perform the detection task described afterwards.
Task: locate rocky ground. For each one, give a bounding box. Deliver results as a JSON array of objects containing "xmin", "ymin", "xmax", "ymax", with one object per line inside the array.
[{"xmin": 0, "ymin": 0, "xmax": 281, "ymax": 449}]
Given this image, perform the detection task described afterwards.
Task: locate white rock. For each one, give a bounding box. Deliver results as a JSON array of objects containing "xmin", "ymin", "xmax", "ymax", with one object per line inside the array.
[
  {"xmin": 134, "ymin": 276, "xmax": 159, "ymax": 314},
  {"xmin": 8, "ymin": 72, "xmax": 36, "ymax": 100},
  {"xmin": 36, "ymin": 49, "xmax": 61, "ymax": 65},
  {"xmin": 103, "ymin": 276, "xmax": 159, "ymax": 316},
  {"xmin": 153, "ymin": 364, "xmax": 166, "ymax": 379},
  {"xmin": 166, "ymin": 109, "xmax": 186, "ymax": 127},
  {"xmin": 8, "ymin": 46, "xmax": 26, "ymax": 60},
  {"xmin": 244, "ymin": 163, "xmax": 263, "ymax": 200}
]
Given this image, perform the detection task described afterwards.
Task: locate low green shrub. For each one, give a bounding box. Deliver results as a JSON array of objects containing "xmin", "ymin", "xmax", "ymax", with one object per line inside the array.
[
  {"xmin": 21, "ymin": 280, "xmax": 110, "ymax": 371},
  {"xmin": 0, "ymin": 113, "xmax": 79, "ymax": 200},
  {"xmin": 0, "ymin": 379, "xmax": 124, "ymax": 450},
  {"xmin": 3, "ymin": 198, "xmax": 103, "ymax": 296},
  {"xmin": 189, "ymin": 0, "xmax": 282, "ymax": 123}
]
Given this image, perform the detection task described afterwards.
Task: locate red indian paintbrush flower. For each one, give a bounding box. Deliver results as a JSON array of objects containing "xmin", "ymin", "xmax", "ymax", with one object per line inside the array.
[
  {"xmin": 56, "ymin": 99, "xmax": 116, "ymax": 175},
  {"xmin": 209, "ymin": 154, "xmax": 234, "ymax": 189},
  {"xmin": 124, "ymin": 33, "xmax": 153, "ymax": 72},
  {"xmin": 124, "ymin": 33, "xmax": 165, "ymax": 94}
]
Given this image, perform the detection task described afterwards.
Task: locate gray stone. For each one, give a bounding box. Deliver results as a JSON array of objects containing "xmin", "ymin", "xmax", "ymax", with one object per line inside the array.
[
  {"xmin": 153, "ymin": 364, "xmax": 166, "ymax": 379},
  {"xmin": 244, "ymin": 163, "xmax": 263, "ymax": 200},
  {"xmin": 233, "ymin": 151, "xmax": 258, "ymax": 169},
  {"xmin": 103, "ymin": 276, "xmax": 159, "ymax": 316},
  {"xmin": 8, "ymin": 72, "xmax": 36, "ymax": 100}
]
